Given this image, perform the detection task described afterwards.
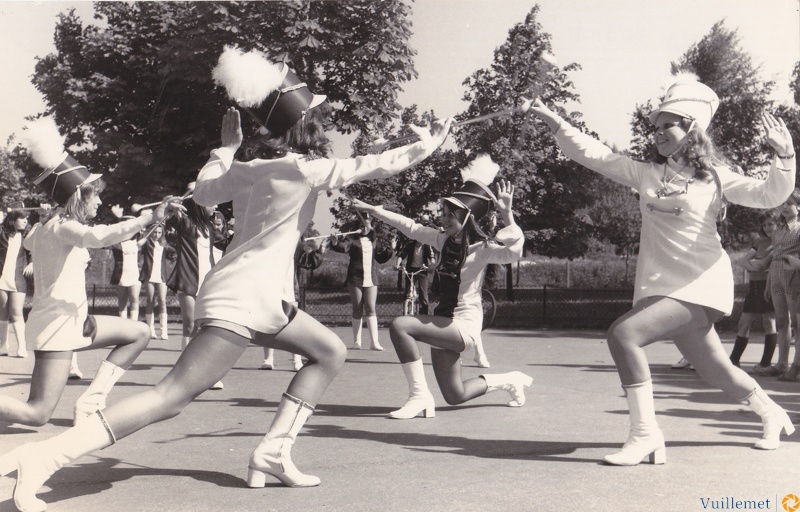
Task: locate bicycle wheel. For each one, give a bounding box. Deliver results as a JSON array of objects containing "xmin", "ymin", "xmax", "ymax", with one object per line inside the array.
[
  {"xmin": 403, "ymin": 298, "xmax": 412, "ymax": 316},
  {"xmin": 481, "ymin": 288, "xmax": 496, "ymax": 330}
]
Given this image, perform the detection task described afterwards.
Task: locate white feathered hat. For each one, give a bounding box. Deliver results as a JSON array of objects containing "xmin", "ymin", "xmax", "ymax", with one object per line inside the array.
[
  {"xmin": 212, "ymin": 46, "xmax": 327, "ymax": 135},
  {"xmin": 19, "ymin": 117, "xmax": 102, "ymax": 205},
  {"xmin": 648, "ymin": 72, "xmax": 719, "ymax": 130}
]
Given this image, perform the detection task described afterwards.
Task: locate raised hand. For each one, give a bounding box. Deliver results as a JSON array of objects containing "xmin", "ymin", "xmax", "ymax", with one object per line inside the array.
[
  {"xmin": 495, "ymin": 179, "xmax": 515, "ymax": 214},
  {"xmin": 762, "ymin": 112, "xmax": 794, "ymax": 157},
  {"xmin": 408, "ymin": 117, "xmax": 453, "ymax": 151},
  {"xmin": 151, "ymin": 195, "xmax": 186, "ymax": 223},
  {"xmin": 528, "ymin": 97, "xmax": 563, "ymax": 134},
  {"xmin": 221, "ymin": 107, "xmax": 243, "ymax": 153}
]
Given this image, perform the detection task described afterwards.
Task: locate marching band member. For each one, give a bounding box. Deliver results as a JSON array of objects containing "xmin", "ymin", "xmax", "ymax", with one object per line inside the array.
[
  {"xmin": 0, "ymin": 204, "xmax": 32, "ymax": 358},
  {"xmin": 529, "ymin": 72, "xmax": 796, "ymax": 464},
  {"xmin": 353, "ymin": 156, "xmax": 531, "ymax": 419},
  {"xmin": 0, "ymin": 46, "xmax": 451, "ymax": 511},
  {"xmin": 139, "ymin": 223, "xmax": 172, "ymax": 340},
  {"xmin": 0, "ymin": 117, "xmax": 180, "ymax": 435}
]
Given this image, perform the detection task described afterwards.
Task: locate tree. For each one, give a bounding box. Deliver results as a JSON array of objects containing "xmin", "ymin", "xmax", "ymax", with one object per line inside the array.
[
  {"xmin": 454, "ymin": 5, "xmax": 599, "ymax": 258},
  {"xmin": 775, "ymin": 61, "xmax": 800, "ymax": 162},
  {"xmin": 0, "ymin": 147, "xmax": 44, "ymax": 209},
  {"xmin": 579, "ymin": 175, "xmax": 641, "ymax": 283},
  {"xmin": 628, "ymin": 21, "xmax": 776, "ymax": 248},
  {"xmin": 15, "ymin": 1, "xmax": 417, "ymax": 219},
  {"xmin": 329, "ymin": 106, "xmax": 463, "ymax": 247},
  {"xmin": 347, "ymin": 6, "xmax": 600, "ymax": 258}
]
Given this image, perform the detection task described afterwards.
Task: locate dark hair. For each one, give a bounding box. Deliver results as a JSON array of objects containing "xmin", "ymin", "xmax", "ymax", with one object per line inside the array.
[
  {"xmin": 182, "ymin": 197, "xmax": 212, "ymax": 238},
  {"xmin": 3, "ymin": 210, "xmax": 28, "ymax": 234},
  {"xmin": 440, "ymin": 203, "xmax": 492, "ymax": 272},
  {"xmin": 774, "ymin": 188, "xmax": 800, "ymax": 229},
  {"xmin": 652, "ymin": 118, "xmax": 732, "ymax": 183},
  {"xmin": 758, "ymin": 210, "xmax": 779, "ymax": 237},
  {"xmin": 238, "ymin": 102, "xmax": 332, "ymax": 162}
]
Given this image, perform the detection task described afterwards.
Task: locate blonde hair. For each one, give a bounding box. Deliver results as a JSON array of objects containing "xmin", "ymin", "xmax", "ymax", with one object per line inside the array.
[
  {"xmin": 62, "ymin": 178, "xmax": 106, "ymax": 224},
  {"xmin": 654, "ymin": 118, "xmax": 732, "ymax": 183}
]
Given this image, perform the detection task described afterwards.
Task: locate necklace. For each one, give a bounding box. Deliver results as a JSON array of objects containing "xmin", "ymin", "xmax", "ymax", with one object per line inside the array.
[{"xmin": 657, "ymin": 161, "xmax": 694, "ymax": 199}]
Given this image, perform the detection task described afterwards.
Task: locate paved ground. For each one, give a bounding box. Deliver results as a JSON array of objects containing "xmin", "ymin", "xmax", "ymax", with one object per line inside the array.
[{"xmin": 1, "ymin": 326, "xmax": 799, "ymax": 512}]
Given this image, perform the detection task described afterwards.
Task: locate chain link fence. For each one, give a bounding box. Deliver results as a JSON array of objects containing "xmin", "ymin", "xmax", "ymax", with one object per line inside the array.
[{"xmin": 24, "ymin": 284, "xmax": 746, "ymax": 331}]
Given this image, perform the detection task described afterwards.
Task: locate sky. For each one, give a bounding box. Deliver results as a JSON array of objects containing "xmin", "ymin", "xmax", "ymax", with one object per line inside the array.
[{"xmin": 0, "ymin": 0, "xmax": 798, "ymax": 231}]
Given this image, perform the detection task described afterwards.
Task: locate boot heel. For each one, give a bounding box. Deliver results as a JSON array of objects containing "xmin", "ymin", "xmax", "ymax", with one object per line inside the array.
[
  {"xmin": 784, "ymin": 417, "xmax": 796, "ymax": 436},
  {"xmin": 648, "ymin": 447, "xmax": 666, "ymax": 465},
  {"xmin": 423, "ymin": 406, "xmax": 435, "ymax": 418},
  {"xmin": 247, "ymin": 466, "xmax": 267, "ymax": 488}
]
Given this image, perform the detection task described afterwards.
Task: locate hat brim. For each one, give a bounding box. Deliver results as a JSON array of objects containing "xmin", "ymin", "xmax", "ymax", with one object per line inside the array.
[
  {"xmin": 309, "ymin": 94, "xmax": 327, "ymax": 110},
  {"xmin": 441, "ymin": 196, "xmax": 469, "ymax": 212},
  {"xmin": 83, "ymin": 173, "xmax": 103, "ymax": 187},
  {"xmin": 648, "ymin": 107, "xmax": 692, "ymax": 126}
]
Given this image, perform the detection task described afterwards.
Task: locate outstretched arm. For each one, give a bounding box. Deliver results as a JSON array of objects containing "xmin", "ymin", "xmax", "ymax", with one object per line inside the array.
[
  {"xmin": 351, "ymin": 198, "xmax": 444, "ymax": 248},
  {"xmin": 528, "ymin": 98, "xmax": 645, "ymax": 189},
  {"xmin": 303, "ymin": 118, "xmax": 454, "ymax": 190}
]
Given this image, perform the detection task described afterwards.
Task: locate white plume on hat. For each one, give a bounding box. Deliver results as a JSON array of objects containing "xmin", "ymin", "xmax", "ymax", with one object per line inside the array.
[
  {"xmin": 212, "ymin": 46, "xmax": 286, "ymax": 108},
  {"xmin": 19, "ymin": 116, "xmax": 68, "ymax": 170},
  {"xmin": 661, "ymin": 69, "xmax": 701, "ymax": 91},
  {"xmin": 461, "ymin": 154, "xmax": 499, "ymax": 185}
]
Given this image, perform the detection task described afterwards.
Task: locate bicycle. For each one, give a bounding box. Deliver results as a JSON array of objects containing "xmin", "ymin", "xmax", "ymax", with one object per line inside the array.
[{"xmin": 402, "ymin": 266, "xmax": 429, "ymax": 316}]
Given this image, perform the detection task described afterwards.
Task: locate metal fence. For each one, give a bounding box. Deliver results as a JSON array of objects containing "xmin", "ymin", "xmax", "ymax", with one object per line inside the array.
[
  {"xmin": 300, "ymin": 284, "xmax": 747, "ymax": 330},
  {"xmin": 24, "ymin": 284, "xmax": 747, "ymax": 330}
]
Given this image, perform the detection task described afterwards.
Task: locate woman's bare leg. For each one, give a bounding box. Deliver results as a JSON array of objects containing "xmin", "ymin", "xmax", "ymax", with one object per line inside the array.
[{"xmin": 0, "ymin": 351, "xmax": 71, "ymax": 426}]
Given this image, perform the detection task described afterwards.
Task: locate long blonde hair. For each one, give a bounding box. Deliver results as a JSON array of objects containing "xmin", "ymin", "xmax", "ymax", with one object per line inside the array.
[
  {"xmin": 653, "ymin": 118, "xmax": 732, "ymax": 183},
  {"xmin": 62, "ymin": 178, "xmax": 106, "ymax": 224}
]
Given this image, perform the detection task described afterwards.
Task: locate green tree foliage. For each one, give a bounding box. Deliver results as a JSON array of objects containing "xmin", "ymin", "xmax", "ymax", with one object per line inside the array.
[
  {"xmin": 17, "ymin": 1, "xmax": 416, "ymax": 218},
  {"xmin": 628, "ymin": 21, "xmax": 777, "ymax": 247}
]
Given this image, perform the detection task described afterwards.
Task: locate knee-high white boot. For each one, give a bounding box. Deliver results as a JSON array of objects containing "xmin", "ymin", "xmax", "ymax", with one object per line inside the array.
[
  {"xmin": 351, "ymin": 317, "xmax": 362, "ymax": 349},
  {"xmin": 603, "ymin": 381, "xmax": 666, "ymax": 466},
  {"xmin": 69, "ymin": 352, "xmax": 84, "ymax": 380},
  {"xmin": 146, "ymin": 313, "xmax": 156, "ymax": 338},
  {"xmin": 0, "ymin": 320, "xmax": 9, "ymax": 356},
  {"xmin": 159, "ymin": 313, "xmax": 169, "ymax": 340},
  {"xmin": 473, "ymin": 335, "xmax": 489, "ymax": 368},
  {"xmin": 12, "ymin": 321, "xmax": 27, "ymax": 358},
  {"xmin": 247, "ymin": 393, "xmax": 320, "ymax": 488},
  {"xmin": 482, "ymin": 371, "xmax": 533, "ymax": 407},
  {"xmin": 365, "ymin": 315, "xmax": 383, "ymax": 351},
  {"xmin": 0, "ymin": 412, "xmax": 115, "ymax": 512},
  {"xmin": 740, "ymin": 386, "xmax": 795, "ymax": 450},
  {"xmin": 73, "ymin": 360, "xmax": 126, "ymax": 426},
  {"xmin": 291, "ymin": 353, "xmax": 304, "ymax": 371},
  {"xmin": 389, "ymin": 359, "xmax": 435, "ymax": 419},
  {"xmin": 261, "ymin": 348, "xmax": 275, "ymax": 370}
]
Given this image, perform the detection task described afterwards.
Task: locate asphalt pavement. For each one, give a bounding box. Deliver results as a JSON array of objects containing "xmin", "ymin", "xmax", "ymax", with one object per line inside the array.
[{"xmin": 1, "ymin": 326, "xmax": 799, "ymax": 512}]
